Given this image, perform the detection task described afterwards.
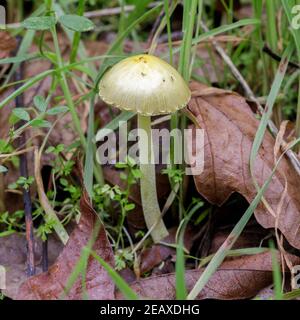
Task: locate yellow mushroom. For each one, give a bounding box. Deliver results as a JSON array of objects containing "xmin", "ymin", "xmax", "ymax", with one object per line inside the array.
[{"xmin": 99, "ymin": 54, "xmax": 191, "ymax": 243}]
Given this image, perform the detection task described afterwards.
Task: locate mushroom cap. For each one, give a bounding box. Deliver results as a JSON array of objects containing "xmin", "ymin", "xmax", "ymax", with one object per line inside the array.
[{"xmin": 99, "ymin": 54, "xmax": 191, "ymax": 116}]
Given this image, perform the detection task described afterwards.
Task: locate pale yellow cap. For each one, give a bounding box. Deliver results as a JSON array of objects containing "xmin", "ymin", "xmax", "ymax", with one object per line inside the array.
[{"xmin": 99, "ymin": 54, "xmax": 191, "ymax": 116}]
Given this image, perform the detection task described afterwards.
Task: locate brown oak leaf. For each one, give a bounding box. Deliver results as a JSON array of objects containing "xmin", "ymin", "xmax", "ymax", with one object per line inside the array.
[
  {"xmin": 186, "ymin": 82, "xmax": 300, "ymax": 250},
  {"xmin": 116, "ymin": 251, "xmax": 300, "ymax": 300},
  {"xmin": 17, "ymin": 192, "xmax": 115, "ymax": 300}
]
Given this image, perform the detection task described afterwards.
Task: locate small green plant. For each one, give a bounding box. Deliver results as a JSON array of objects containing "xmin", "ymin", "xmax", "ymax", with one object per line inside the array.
[
  {"xmin": 0, "ymin": 210, "xmax": 24, "ymax": 236},
  {"xmin": 8, "ymin": 176, "xmax": 34, "ymax": 191},
  {"xmin": 46, "ymin": 144, "xmax": 76, "ymax": 177},
  {"xmin": 36, "ymin": 217, "xmax": 57, "ymax": 242},
  {"xmin": 115, "ymin": 249, "xmax": 134, "ymax": 271},
  {"xmin": 94, "ymin": 183, "xmax": 136, "ymax": 248},
  {"xmin": 162, "ymin": 167, "xmax": 185, "ymax": 185},
  {"xmin": 10, "ymin": 95, "xmax": 69, "ymax": 138},
  {"xmin": 93, "ymin": 156, "xmax": 140, "ymax": 249},
  {"xmin": 0, "ymin": 140, "xmax": 19, "ymax": 168},
  {"xmin": 115, "ymin": 155, "xmax": 142, "ymax": 185}
]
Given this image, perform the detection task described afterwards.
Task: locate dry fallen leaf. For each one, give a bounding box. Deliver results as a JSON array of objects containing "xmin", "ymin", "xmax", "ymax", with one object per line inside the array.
[
  {"xmin": 186, "ymin": 82, "xmax": 300, "ymax": 250},
  {"xmin": 0, "ymin": 31, "xmax": 17, "ymax": 54},
  {"xmin": 116, "ymin": 251, "xmax": 300, "ymax": 300},
  {"xmin": 0, "ymin": 233, "xmax": 63, "ymax": 299},
  {"xmin": 0, "ymin": 31, "xmax": 17, "ymax": 79},
  {"xmin": 17, "ymin": 191, "xmax": 115, "ymax": 300},
  {"xmin": 209, "ymin": 225, "xmax": 268, "ymax": 255},
  {"xmin": 139, "ymin": 226, "xmax": 194, "ymax": 274}
]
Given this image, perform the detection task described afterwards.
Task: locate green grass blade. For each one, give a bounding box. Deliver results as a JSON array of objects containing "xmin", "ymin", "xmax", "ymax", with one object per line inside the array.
[
  {"xmin": 69, "ymin": 0, "xmax": 85, "ymax": 63},
  {"xmin": 148, "ymin": 0, "xmax": 179, "ymax": 55},
  {"xmin": 189, "ymin": 0, "xmax": 203, "ymax": 77},
  {"xmin": 176, "ymin": 234, "xmax": 187, "ymax": 299},
  {"xmin": 0, "ymin": 69, "xmax": 54, "ymax": 110},
  {"xmin": 281, "ymin": 0, "xmax": 300, "ymax": 138},
  {"xmin": 0, "ymin": 53, "xmax": 41, "ymax": 65},
  {"xmin": 53, "ymin": 2, "xmax": 104, "ymax": 186},
  {"xmin": 175, "ymin": 201, "xmax": 204, "ymax": 299},
  {"xmin": 84, "ymin": 94, "xmax": 97, "ymax": 197},
  {"xmin": 266, "ymin": 0, "xmax": 278, "ymax": 53},
  {"xmin": 282, "ymin": 289, "xmax": 300, "ymax": 300},
  {"xmin": 177, "ymin": 0, "xmax": 198, "ymax": 220},
  {"xmin": 62, "ymin": 251, "xmax": 88, "ymax": 298},
  {"xmin": 166, "ymin": 18, "xmax": 261, "ymax": 59},
  {"xmin": 51, "ymin": 25, "xmax": 87, "ymax": 149},
  {"xmin": 108, "ymin": 2, "xmax": 163, "ymax": 54},
  {"xmin": 86, "ymin": 248, "xmax": 139, "ymax": 300},
  {"xmin": 250, "ymin": 43, "xmax": 293, "ymax": 178},
  {"xmin": 163, "ymin": 0, "xmax": 173, "ymax": 65},
  {"xmin": 199, "ymin": 247, "xmax": 268, "ymax": 268},
  {"xmin": 4, "ymin": 4, "xmax": 45, "ymax": 85},
  {"xmin": 124, "ymin": 0, "xmax": 153, "ymax": 30},
  {"xmin": 54, "ymin": 3, "xmax": 97, "ymax": 78},
  {"xmin": 281, "ymin": 0, "xmax": 300, "ymax": 55},
  {"xmin": 95, "ymin": 111, "xmax": 134, "ymax": 142},
  {"xmin": 269, "ymin": 240, "xmax": 283, "ymax": 300},
  {"xmin": 252, "ymin": 0, "xmax": 268, "ymax": 94},
  {"xmin": 95, "ymin": 2, "xmax": 163, "ymax": 85},
  {"xmin": 62, "ymin": 220, "xmax": 102, "ymax": 298},
  {"xmin": 179, "ymin": 0, "xmax": 198, "ymax": 81},
  {"xmin": 193, "ymin": 18, "xmax": 260, "ymax": 45}
]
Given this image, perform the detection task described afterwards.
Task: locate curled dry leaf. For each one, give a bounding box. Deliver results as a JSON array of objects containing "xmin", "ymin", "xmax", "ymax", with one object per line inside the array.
[
  {"xmin": 186, "ymin": 82, "xmax": 300, "ymax": 250},
  {"xmin": 17, "ymin": 191, "xmax": 115, "ymax": 300},
  {"xmin": 117, "ymin": 251, "xmax": 300, "ymax": 300}
]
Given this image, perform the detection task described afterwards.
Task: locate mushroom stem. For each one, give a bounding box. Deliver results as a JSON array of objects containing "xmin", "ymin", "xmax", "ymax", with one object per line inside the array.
[{"xmin": 138, "ymin": 114, "xmax": 169, "ymax": 243}]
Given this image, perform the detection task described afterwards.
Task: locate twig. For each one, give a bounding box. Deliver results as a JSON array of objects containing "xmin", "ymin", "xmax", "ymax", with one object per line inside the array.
[
  {"xmin": 85, "ymin": 5, "xmax": 135, "ymax": 18},
  {"xmin": 85, "ymin": 2, "xmax": 158, "ymax": 18},
  {"xmin": 200, "ymin": 21, "xmax": 300, "ymax": 176},
  {"xmin": 263, "ymin": 45, "xmax": 300, "ymax": 70},
  {"xmin": 158, "ymin": 31, "xmax": 183, "ymax": 44},
  {"xmin": 0, "ymin": 146, "xmax": 35, "ymax": 159},
  {"xmin": 148, "ymin": 0, "xmax": 179, "ymax": 55},
  {"xmin": 14, "ymin": 59, "xmax": 35, "ymax": 277},
  {"xmin": 42, "ymin": 240, "xmax": 48, "ymax": 272},
  {"xmin": 34, "ymin": 148, "xmax": 69, "ymax": 245},
  {"xmin": 147, "ymin": 4, "xmax": 165, "ymax": 48}
]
